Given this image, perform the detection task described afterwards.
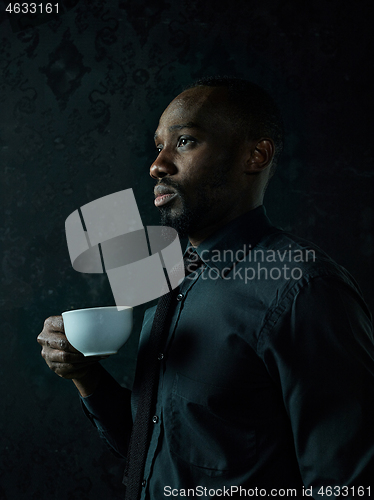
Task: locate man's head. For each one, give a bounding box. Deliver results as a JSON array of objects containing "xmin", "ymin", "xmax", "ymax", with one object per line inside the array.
[
  {"xmin": 185, "ymin": 76, "xmax": 284, "ymax": 175},
  {"xmin": 150, "ymin": 77, "xmax": 283, "ymax": 244}
]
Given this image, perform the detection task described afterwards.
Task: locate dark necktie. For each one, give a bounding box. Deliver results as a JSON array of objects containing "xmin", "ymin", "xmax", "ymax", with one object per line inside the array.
[{"xmin": 123, "ymin": 248, "xmax": 201, "ymax": 500}]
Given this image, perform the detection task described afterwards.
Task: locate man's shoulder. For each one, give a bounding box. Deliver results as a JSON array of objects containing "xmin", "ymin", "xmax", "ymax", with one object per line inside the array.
[
  {"xmin": 255, "ymin": 226, "xmax": 361, "ymax": 294},
  {"xmin": 220, "ymin": 207, "xmax": 357, "ymax": 290}
]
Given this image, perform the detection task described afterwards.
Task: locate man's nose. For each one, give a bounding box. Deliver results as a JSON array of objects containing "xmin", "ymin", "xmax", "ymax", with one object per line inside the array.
[{"xmin": 150, "ymin": 149, "xmax": 177, "ymax": 179}]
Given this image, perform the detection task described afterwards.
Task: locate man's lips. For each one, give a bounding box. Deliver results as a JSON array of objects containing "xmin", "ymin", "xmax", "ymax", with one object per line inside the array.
[
  {"xmin": 154, "ymin": 185, "xmax": 178, "ymax": 207},
  {"xmin": 154, "ymin": 192, "xmax": 178, "ymax": 207}
]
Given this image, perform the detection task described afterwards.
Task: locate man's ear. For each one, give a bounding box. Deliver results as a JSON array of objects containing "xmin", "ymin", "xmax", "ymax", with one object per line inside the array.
[{"xmin": 245, "ymin": 139, "xmax": 275, "ymax": 174}]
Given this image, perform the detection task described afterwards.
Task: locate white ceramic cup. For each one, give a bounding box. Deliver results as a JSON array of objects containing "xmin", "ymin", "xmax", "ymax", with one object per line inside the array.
[{"xmin": 62, "ymin": 306, "xmax": 133, "ymax": 356}]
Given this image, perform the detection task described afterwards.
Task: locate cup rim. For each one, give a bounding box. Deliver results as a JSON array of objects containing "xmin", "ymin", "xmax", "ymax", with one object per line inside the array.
[{"xmin": 62, "ymin": 306, "xmax": 132, "ymax": 315}]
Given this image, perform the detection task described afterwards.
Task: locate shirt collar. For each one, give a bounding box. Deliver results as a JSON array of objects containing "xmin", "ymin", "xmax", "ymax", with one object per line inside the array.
[{"xmin": 184, "ymin": 206, "xmax": 276, "ymax": 278}]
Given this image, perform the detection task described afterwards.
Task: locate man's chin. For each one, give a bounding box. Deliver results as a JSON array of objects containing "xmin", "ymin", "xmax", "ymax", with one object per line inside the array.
[{"xmin": 159, "ymin": 208, "xmax": 193, "ymax": 238}]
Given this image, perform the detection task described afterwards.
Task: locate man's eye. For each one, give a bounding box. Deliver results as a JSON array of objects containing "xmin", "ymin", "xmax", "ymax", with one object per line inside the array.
[
  {"xmin": 156, "ymin": 146, "xmax": 162, "ymax": 154},
  {"xmin": 178, "ymin": 137, "xmax": 195, "ymax": 147}
]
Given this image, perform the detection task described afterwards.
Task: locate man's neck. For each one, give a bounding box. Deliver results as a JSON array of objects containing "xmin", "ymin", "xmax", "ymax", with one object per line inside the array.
[{"xmin": 188, "ymin": 203, "xmax": 263, "ymax": 247}]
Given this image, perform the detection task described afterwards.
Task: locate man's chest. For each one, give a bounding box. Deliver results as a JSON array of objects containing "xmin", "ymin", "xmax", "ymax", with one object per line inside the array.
[{"xmin": 145, "ymin": 274, "xmax": 284, "ymax": 424}]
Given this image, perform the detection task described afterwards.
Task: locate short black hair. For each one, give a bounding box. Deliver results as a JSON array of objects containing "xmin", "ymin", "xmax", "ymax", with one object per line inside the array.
[{"xmin": 185, "ymin": 76, "xmax": 284, "ymax": 175}]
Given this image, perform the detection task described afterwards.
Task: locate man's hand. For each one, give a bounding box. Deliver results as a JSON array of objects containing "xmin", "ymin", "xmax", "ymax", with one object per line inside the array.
[{"xmin": 37, "ymin": 315, "xmax": 105, "ymax": 397}]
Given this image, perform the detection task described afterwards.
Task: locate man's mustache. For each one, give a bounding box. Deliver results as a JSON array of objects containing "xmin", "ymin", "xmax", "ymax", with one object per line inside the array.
[{"xmin": 155, "ymin": 178, "xmax": 185, "ymax": 197}]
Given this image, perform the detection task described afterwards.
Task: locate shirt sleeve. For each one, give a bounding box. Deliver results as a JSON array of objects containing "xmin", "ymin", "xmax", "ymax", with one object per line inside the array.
[
  {"xmin": 80, "ymin": 367, "xmax": 132, "ymax": 459},
  {"xmin": 259, "ymin": 275, "xmax": 374, "ymax": 494}
]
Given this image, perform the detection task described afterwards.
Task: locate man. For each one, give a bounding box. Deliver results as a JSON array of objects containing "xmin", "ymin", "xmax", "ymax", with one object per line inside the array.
[{"xmin": 38, "ymin": 77, "xmax": 374, "ymax": 499}]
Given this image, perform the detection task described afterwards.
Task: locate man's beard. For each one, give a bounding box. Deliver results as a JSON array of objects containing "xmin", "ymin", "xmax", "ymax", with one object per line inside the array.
[
  {"xmin": 156, "ymin": 168, "xmax": 230, "ymax": 238},
  {"xmin": 158, "ymin": 182, "xmax": 201, "ymax": 238}
]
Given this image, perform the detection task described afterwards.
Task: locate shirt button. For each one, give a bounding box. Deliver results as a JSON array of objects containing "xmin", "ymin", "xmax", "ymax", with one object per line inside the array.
[
  {"xmin": 142, "ymin": 479, "xmax": 146, "ymax": 487},
  {"xmin": 152, "ymin": 415, "xmax": 159, "ymax": 424},
  {"xmin": 158, "ymin": 353, "xmax": 164, "ymax": 361},
  {"xmin": 176, "ymin": 293, "xmax": 184, "ymax": 301}
]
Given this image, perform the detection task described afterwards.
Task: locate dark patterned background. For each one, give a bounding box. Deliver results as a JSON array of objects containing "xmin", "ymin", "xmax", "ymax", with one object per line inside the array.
[{"xmin": 0, "ymin": 0, "xmax": 373, "ymax": 498}]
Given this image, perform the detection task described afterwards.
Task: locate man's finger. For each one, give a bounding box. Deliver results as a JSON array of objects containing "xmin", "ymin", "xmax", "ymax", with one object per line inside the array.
[
  {"xmin": 37, "ymin": 330, "xmax": 80, "ymax": 353},
  {"xmin": 49, "ymin": 359, "xmax": 103, "ymax": 371},
  {"xmin": 44, "ymin": 315, "xmax": 65, "ymax": 332},
  {"xmin": 41, "ymin": 346, "xmax": 85, "ymax": 363}
]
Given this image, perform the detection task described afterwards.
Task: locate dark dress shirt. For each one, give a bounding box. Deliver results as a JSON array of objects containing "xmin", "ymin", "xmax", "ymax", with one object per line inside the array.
[{"xmin": 82, "ymin": 206, "xmax": 374, "ymax": 499}]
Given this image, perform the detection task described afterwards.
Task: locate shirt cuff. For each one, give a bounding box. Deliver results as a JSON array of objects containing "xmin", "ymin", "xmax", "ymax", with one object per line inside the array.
[{"xmin": 80, "ymin": 367, "xmax": 131, "ymax": 423}]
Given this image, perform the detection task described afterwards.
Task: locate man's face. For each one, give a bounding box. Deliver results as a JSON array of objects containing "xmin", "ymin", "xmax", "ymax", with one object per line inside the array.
[{"xmin": 150, "ymin": 87, "xmax": 249, "ymax": 238}]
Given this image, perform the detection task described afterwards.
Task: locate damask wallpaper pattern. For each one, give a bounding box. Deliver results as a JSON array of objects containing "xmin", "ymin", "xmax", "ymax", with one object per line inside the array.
[{"xmin": 0, "ymin": 0, "xmax": 373, "ymax": 498}]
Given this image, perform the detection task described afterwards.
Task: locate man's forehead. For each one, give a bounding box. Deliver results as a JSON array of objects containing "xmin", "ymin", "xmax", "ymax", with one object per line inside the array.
[
  {"xmin": 155, "ymin": 86, "xmax": 230, "ymax": 135},
  {"xmin": 168, "ymin": 86, "xmax": 228, "ymax": 113}
]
